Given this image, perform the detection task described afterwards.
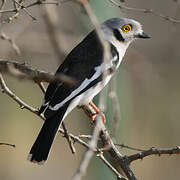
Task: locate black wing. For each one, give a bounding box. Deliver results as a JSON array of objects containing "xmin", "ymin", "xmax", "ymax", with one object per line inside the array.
[
  {"xmin": 39, "ymin": 30, "xmax": 119, "ymax": 118},
  {"xmin": 39, "ymin": 31, "xmax": 104, "ymax": 114}
]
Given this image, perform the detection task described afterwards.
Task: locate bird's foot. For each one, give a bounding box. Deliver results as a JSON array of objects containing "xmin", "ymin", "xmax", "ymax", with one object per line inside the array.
[
  {"xmin": 91, "ymin": 112, "xmax": 106, "ymax": 123},
  {"xmin": 89, "ymin": 101, "xmax": 106, "ymax": 123}
]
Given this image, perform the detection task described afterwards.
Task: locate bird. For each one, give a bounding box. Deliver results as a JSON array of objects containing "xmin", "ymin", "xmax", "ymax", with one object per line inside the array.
[{"xmin": 27, "ymin": 18, "xmax": 150, "ymax": 164}]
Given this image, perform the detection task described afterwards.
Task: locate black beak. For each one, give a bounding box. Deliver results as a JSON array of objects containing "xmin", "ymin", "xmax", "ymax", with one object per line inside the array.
[{"xmin": 136, "ymin": 32, "xmax": 151, "ymax": 39}]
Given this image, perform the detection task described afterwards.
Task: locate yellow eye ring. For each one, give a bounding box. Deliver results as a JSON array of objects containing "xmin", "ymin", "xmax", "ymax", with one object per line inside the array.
[{"xmin": 122, "ymin": 24, "xmax": 132, "ymax": 33}]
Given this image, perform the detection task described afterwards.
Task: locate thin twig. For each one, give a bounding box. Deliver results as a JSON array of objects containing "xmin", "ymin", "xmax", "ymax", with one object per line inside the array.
[
  {"xmin": 0, "ymin": 9, "xmax": 17, "ymax": 13},
  {"xmin": 114, "ymin": 143, "xmax": 146, "ymax": 152},
  {"xmin": 0, "ymin": 73, "xmax": 43, "ymax": 119},
  {"xmin": 25, "ymin": 0, "xmax": 59, "ymax": 8},
  {"xmin": 0, "ymin": 60, "xmax": 76, "ymax": 85},
  {"xmin": 59, "ymin": 129, "xmax": 92, "ymax": 150},
  {"xmin": 0, "ymin": 73, "xmax": 91, "ymax": 152},
  {"xmin": 99, "ymin": 124, "xmax": 137, "ymax": 180},
  {"xmin": 77, "ymin": 0, "xmax": 111, "ymax": 112},
  {"xmin": 8, "ymin": 0, "xmax": 23, "ymax": 22},
  {"xmin": 0, "ymin": 32, "xmax": 21, "ymax": 55},
  {"xmin": 0, "ymin": 0, "xmax": 58, "ymax": 21},
  {"xmin": 74, "ymin": 1, "xmax": 134, "ymax": 179},
  {"xmin": 128, "ymin": 146, "xmax": 180, "ymax": 163},
  {"xmin": 0, "ymin": 142, "xmax": 16, "ymax": 147},
  {"xmin": 12, "ymin": 0, "xmax": 36, "ymax": 20},
  {"xmin": 110, "ymin": 0, "xmax": 180, "ymax": 23},
  {"xmin": 98, "ymin": 153, "xmax": 127, "ymax": 180},
  {"xmin": 36, "ymin": 82, "xmax": 46, "ymax": 94},
  {"xmin": 0, "ymin": 0, "xmax": 6, "ymax": 11},
  {"xmin": 72, "ymin": 116, "xmax": 103, "ymax": 180},
  {"xmin": 109, "ymin": 78, "xmax": 121, "ymax": 138},
  {"xmin": 62, "ymin": 122, "xmax": 76, "ymax": 154},
  {"xmin": 1, "ymin": 67, "xmax": 180, "ymax": 180},
  {"xmin": 41, "ymin": 2, "xmax": 66, "ymax": 61},
  {"xmin": 78, "ymin": 134, "xmax": 92, "ymax": 139}
]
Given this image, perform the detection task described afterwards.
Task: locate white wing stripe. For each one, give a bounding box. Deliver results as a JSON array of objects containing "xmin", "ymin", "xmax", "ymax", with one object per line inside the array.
[
  {"xmin": 49, "ymin": 65, "xmax": 103, "ymax": 111},
  {"xmin": 49, "ymin": 55, "xmax": 121, "ymax": 111}
]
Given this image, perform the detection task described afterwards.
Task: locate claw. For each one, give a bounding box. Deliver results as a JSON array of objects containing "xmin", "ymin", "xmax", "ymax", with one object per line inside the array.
[
  {"xmin": 89, "ymin": 101, "xmax": 100, "ymax": 113},
  {"xmin": 91, "ymin": 113, "xmax": 106, "ymax": 123},
  {"xmin": 89, "ymin": 101, "xmax": 106, "ymax": 123}
]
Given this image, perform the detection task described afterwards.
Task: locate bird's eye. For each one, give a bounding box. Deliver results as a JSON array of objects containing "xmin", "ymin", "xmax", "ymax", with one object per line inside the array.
[{"xmin": 122, "ymin": 24, "xmax": 132, "ymax": 33}]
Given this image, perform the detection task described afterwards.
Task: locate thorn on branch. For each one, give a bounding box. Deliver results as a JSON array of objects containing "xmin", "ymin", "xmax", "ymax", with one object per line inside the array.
[
  {"xmin": 20, "ymin": 105, "xmax": 25, "ymax": 109},
  {"xmin": 127, "ymin": 146, "xmax": 180, "ymax": 163}
]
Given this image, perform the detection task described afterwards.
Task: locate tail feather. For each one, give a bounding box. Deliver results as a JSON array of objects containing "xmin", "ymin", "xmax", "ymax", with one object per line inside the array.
[{"xmin": 28, "ymin": 105, "xmax": 68, "ymax": 164}]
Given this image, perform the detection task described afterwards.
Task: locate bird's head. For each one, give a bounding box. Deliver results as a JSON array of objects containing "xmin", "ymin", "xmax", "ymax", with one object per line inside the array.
[{"xmin": 101, "ymin": 18, "xmax": 150, "ymax": 48}]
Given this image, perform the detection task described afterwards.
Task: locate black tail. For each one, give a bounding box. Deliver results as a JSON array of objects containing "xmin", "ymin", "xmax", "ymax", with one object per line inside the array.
[{"xmin": 27, "ymin": 105, "xmax": 68, "ymax": 164}]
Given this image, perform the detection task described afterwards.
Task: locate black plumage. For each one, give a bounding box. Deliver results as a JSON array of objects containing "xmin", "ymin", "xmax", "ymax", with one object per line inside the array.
[{"xmin": 28, "ymin": 30, "xmax": 119, "ymax": 163}]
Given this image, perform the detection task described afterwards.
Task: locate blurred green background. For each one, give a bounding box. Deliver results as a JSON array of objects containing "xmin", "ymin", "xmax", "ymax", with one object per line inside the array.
[{"xmin": 0, "ymin": 0, "xmax": 180, "ymax": 179}]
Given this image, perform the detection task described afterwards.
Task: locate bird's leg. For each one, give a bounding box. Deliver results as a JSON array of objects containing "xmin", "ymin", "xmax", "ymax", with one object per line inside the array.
[{"xmin": 89, "ymin": 101, "xmax": 106, "ymax": 123}]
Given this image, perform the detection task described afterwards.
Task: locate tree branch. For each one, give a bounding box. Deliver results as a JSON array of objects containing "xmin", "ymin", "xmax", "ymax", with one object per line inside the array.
[
  {"xmin": 0, "ymin": 142, "xmax": 16, "ymax": 148},
  {"xmin": 0, "ymin": 72, "xmax": 91, "ymax": 152},
  {"xmin": 1, "ymin": 1, "xmax": 180, "ymax": 179},
  {"xmin": 0, "ymin": 32, "xmax": 21, "ymax": 55},
  {"xmin": 72, "ymin": 117, "xmax": 104, "ymax": 180},
  {"xmin": 0, "ymin": 73, "xmax": 42, "ymax": 118},
  {"xmin": 61, "ymin": 122, "xmax": 76, "ymax": 154},
  {"xmin": 0, "ymin": 60, "xmax": 76, "ymax": 85},
  {"xmin": 1, "ymin": 63, "xmax": 180, "ymax": 180},
  {"xmin": 110, "ymin": 0, "xmax": 180, "ymax": 23},
  {"xmin": 128, "ymin": 146, "xmax": 180, "ymax": 163},
  {"xmin": 0, "ymin": 0, "xmax": 59, "ymax": 21}
]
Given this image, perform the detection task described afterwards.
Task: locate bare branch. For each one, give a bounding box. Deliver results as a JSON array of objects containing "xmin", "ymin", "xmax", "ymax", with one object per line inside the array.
[
  {"xmin": 1, "ymin": 1, "xmax": 180, "ymax": 179},
  {"xmin": 0, "ymin": 73, "xmax": 44, "ymax": 119},
  {"xmin": 25, "ymin": 0, "xmax": 59, "ymax": 8},
  {"xmin": 73, "ymin": 1, "xmax": 136, "ymax": 179},
  {"xmin": 62, "ymin": 122, "xmax": 76, "ymax": 154},
  {"xmin": 0, "ymin": 0, "xmax": 6, "ymax": 11},
  {"xmin": 0, "ymin": 32, "xmax": 21, "ymax": 55},
  {"xmin": 0, "ymin": 0, "xmax": 59, "ymax": 21},
  {"xmin": 8, "ymin": 0, "xmax": 23, "ymax": 22},
  {"xmin": 78, "ymin": 134, "xmax": 92, "ymax": 139},
  {"xmin": 59, "ymin": 129, "xmax": 92, "ymax": 150},
  {"xmin": 0, "ymin": 9, "xmax": 17, "ymax": 13},
  {"xmin": 99, "ymin": 123, "xmax": 137, "ymax": 180},
  {"xmin": 72, "ymin": 116, "xmax": 103, "ymax": 180},
  {"xmin": 110, "ymin": 0, "xmax": 180, "ymax": 23},
  {"xmin": 109, "ymin": 79, "xmax": 121, "ymax": 137},
  {"xmin": 0, "ymin": 60, "xmax": 76, "ymax": 85},
  {"xmin": 98, "ymin": 153, "xmax": 127, "ymax": 180},
  {"xmin": 36, "ymin": 82, "xmax": 46, "ymax": 94},
  {"xmin": 114, "ymin": 143, "xmax": 146, "ymax": 152},
  {"xmin": 41, "ymin": 2, "xmax": 66, "ymax": 61},
  {"xmin": 0, "ymin": 72, "xmax": 91, "ymax": 152},
  {"xmin": 1, "ymin": 62, "xmax": 180, "ymax": 179},
  {"xmin": 0, "ymin": 142, "xmax": 16, "ymax": 148},
  {"xmin": 128, "ymin": 146, "xmax": 180, "ymax": 163},
  {"xmin": 77, "ymin": 0, "xmax": 111, "ymax": 112},
  {"xmin": 11, "ymin": 0, "xmax": 36, "ymax": 20}
]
